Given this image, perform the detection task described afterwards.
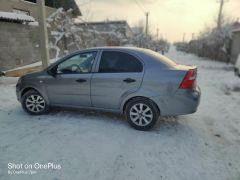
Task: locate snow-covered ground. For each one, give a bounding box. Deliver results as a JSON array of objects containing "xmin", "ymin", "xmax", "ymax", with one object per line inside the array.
[{"xmin": 0, "ymin": 47, "xmax": 240, "ymax": 180}]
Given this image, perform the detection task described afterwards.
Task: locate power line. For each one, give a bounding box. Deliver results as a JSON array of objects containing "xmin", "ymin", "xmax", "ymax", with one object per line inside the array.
[
  {"xmin": 133, "ymin": 0, "xmax": 150, "ymax": 37},
  {"xmin": 133, "ymin": 0, "xmax": 145, "ymax": 14},
  {"xmin": 133, "ymin": 0, "xmax": 162, "ymax": 38},
  {"xmin": 78, "ymin": 0, "xmax": 92, "ymax": 7}
]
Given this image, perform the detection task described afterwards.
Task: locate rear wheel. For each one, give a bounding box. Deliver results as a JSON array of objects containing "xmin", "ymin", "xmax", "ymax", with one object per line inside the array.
[
  {"xmin": 22, "ymin": 90, "xmax": 49, "ymax": 115},
  {"xmin": 125, "ymin": 98, "xmax": 159, "ymax": 130}
]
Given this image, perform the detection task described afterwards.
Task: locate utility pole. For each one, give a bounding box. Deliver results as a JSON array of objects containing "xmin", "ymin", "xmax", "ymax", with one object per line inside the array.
[
  {"xmin": 156, "ymin": 28, "xmax": 159, "ymax": 40},
  {"xmin": 192, "ymin": 33, "xmax": 195, "ymax": 40},
  {"xmin": 145, "ymin": 12, "xmax": 149, "ymax": 36},
  {"xmin": 37, "ymin": 0, "xmax": 49, "ymax": 69},
  {"xmin": 182, "ymin": 33, "xmax": 186, "ymax": 42},
  {"xmin": 217, "ymin": 0, "xmax": 229, "ymax": 29}
]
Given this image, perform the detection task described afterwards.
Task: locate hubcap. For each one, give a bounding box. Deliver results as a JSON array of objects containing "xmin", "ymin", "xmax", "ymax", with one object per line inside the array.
[
  {"xmin": 25, "ymin": 95, "xmax": 45, "ymax": 113},
  {"xmin": 129, "ymin": 103, "xmax": 153, "ymax": 126}
]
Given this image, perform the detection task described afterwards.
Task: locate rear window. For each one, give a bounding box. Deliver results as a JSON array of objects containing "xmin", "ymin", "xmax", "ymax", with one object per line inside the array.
[{"xmin": 142, "ymin": 49, "xmax": 177, "ymax": 67}]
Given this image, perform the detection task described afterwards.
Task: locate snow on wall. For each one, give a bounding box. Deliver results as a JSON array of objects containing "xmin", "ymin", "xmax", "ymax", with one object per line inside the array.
[{"xmin": 0, "ymin": 11, "xmax": 35, "ymax": 22}]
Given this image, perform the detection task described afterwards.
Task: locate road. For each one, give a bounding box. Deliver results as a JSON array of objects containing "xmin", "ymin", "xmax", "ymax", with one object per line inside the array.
[{"xmin": 0, "ymin": 47, "xmax": 240, "ymax": 180}]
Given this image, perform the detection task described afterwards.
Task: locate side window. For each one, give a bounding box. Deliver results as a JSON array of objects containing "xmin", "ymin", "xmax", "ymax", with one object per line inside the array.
[
  {"xmin": 57, "ymin": 51, "xmax": 96, "ymax": 74},
  {"xmin": 98, "ymin": 51, "xmax": 143, "ymax": 73}
]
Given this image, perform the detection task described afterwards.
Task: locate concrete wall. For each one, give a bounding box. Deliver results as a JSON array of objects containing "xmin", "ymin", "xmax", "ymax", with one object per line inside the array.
[
  {"xmin": 0, "ymin": 21, "xmax": 40, "ymax": 71},
  {"xmin": 231, "ymin": 31, "xmax": 240, "ymax": 64}
]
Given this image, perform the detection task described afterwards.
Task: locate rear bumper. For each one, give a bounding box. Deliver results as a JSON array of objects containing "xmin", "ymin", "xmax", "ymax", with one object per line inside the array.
[{"xmin": 151, "ymin": 86, "xmax": 201, "ymax": 116}]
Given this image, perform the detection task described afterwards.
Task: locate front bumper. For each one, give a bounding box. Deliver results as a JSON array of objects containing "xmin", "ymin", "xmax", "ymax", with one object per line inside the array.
[{"xmin": 16, "ymin": 83, "xmax": 21, "ymax": 102}]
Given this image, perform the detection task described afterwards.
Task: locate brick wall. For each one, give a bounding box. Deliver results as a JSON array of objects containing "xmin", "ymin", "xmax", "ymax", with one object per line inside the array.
[{"xmin": 0, "ymin": 21, "xmax": 40, "ymax": 71}]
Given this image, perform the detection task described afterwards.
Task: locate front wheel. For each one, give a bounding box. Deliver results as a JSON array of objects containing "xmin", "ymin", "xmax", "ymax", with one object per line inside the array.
[
  {"xmin": 21, "ymin": 90, "xmax": 49, "ymax": 115},
  {"xmin": 125, "ymin": 98, "xmax": 159, "ymax": 130}
]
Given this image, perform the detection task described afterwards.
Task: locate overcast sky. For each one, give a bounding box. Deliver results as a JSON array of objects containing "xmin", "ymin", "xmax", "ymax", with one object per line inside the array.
[{"xmin": 76, "ymin": 0, "xmax": 240, "ymax": 42}]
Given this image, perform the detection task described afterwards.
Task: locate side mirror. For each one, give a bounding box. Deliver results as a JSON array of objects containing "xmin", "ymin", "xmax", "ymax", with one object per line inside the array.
[{"xmin": 47, "ymin": 67, "xmax": 57, "ymax": 77}]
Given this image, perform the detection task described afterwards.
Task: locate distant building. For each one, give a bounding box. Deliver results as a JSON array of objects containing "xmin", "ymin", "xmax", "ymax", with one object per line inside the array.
[
  {"xmin": 230, "ymin": 21, "xmax": 240, "ymax": 32},
  {"xmin": 231, "ymin": 28, "xmax": 240, "ymax": 64},
  {"xmin": 131, "ymin": 26, "xmax": 144, "ymax": 35},
  {"xmin": 0, "ymin": 0, "xmax": 81, "ymax": 21},
  {"xmin": 76, "ymin": 20, "xmax": 133, "ymax": 42}
]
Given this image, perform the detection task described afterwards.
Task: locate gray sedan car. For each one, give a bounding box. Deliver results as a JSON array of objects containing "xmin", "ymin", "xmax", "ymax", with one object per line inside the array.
[{"xmin": 16, "ymin": 47, "xmax": 201, "ymax": 130}]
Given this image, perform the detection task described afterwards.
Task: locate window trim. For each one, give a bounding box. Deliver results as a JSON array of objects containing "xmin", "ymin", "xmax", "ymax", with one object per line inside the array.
[
  {"xmin": 95, "ymin": 50, "xmax": 144, "ymax": 73},
  {"xmin": 53, "ymin": 51, "xmax": 98, "ymax": 75}
]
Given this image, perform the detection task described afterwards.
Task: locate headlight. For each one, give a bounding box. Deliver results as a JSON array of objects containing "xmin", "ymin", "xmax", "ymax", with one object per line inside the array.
[{"xmin": 17, "ymin": 77, "xmax": 22, "ymax": 84}]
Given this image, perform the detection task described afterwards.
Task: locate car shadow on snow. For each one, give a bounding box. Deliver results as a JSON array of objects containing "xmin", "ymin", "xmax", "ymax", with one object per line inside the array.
[
  {"xmin": 154, "ymin": 116, "xmax": 181, "ymax": 132},
  {"xmin": 45, "ymin": 108, "xmax": 190, "ymax": 134},
  {"xmin": 155, "ymin": 116, "xmax": 198, "ymax": 135},
  {"xmin": 13, "ymin": 106, "xmax": 193, "ymax": 137},
  {"xmin": 47, "ymin": 107, "xmax": 125, "ymax": 123}
]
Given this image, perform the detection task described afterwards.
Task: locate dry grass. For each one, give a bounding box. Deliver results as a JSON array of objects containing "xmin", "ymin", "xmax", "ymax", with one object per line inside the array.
[{"xmin": 5, "ymin": 66, "xmax": 42, "ymax": 77}]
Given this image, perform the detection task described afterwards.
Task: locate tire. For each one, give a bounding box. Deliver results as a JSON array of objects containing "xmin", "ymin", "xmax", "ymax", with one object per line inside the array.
[
  {"xmin": 21, "ymin": 90, "xmax": 49, "ymax": 115},
  {"xmin": 125, "ymin": 98, "xmax": 159, "ymax": 131}
]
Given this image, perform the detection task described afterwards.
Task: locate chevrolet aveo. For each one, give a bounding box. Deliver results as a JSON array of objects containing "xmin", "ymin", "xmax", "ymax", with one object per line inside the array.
[{"xmin": 16, "ymin": 47, "xmax": 201, "ymax": 130}]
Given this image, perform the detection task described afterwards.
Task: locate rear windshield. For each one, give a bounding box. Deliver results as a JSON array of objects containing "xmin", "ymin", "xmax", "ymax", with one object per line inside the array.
[{"xmin": 142, "ymin": 49, "xmax": 177, "ymax": 67}]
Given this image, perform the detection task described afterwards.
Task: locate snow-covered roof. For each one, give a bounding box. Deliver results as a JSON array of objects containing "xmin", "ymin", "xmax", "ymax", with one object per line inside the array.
[{"xmin": 0, "ymin": 11, "xmax": 35, "ymax": 22}]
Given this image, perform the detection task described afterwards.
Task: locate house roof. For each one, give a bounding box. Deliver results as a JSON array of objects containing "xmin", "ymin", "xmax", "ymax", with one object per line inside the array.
[
  {"xmin": 50, "ymin": 0, "xmax": 82, "ymax": 16},
  {"xmin": 24, "ymin": 0, "xmax": 82, "ymax": 16},
  {"xmin": 76, "ymin": 20, "xmax": 133, "ymax": 37},
  {"xmin": 78, "ymin": 20, "xmax": 128, "ymax": 26},
  {"xmin": 76, "ymin": 20, "xmax": 132, "ymax": 32},
  {"xmin": 0, "ymin": 11, "xmax": 35, "ymax": 22}
]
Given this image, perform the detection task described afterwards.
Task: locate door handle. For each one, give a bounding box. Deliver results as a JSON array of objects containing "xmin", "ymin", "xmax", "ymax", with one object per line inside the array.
[
  {"xmin": 123, "ymin": 78, "xmax": 136, "ymax": 83},
  {"xmin": 76, "ymin": 79, "xmax": 86, "ymax": 83}
]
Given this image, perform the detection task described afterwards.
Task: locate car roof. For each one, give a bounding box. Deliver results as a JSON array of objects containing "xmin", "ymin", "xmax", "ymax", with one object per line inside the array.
[
  {"xmin": 49, "ymin": 46, "xmax": 176, "ymax": 70},
  {"xmin": 77, "ymin": 46, "xmax": 145, "ymax": 53},
  {"xmin": 49, "ymin": 47, "xmax": 145, "ymax": 67}
]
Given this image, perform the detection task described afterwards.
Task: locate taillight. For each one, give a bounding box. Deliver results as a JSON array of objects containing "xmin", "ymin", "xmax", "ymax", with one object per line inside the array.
[{"xmin": 179, "ymin": 69, "xmax": 197, "ymax": 89}]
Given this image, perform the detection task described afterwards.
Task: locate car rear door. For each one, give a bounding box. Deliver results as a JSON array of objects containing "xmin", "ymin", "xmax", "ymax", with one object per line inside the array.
[{"xmin": 91, "ymin": 50, "xmax": 144, "ymax": 110}]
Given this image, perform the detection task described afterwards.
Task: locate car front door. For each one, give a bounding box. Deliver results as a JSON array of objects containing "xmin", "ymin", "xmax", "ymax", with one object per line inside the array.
[
  {"xmin": 91, "ymin": 50, "xmax": 144, "ymax": 110},
  {"xmin": 45, "ymin": 51, "xmax": 98, "ymax": 107}
]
